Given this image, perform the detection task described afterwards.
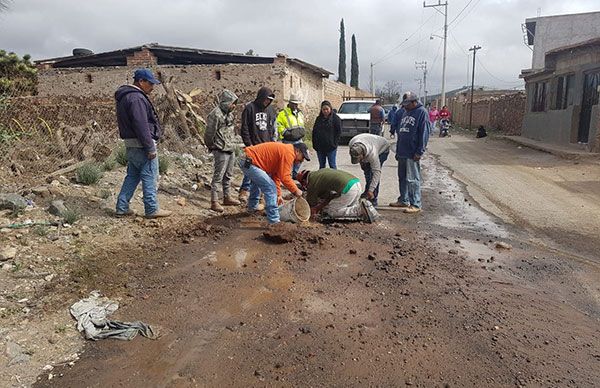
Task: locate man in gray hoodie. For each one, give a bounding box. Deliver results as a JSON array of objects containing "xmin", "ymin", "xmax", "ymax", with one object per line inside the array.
[{"xmin": 205, "ymin": 89, "xmax": 240, "ymax": 212}]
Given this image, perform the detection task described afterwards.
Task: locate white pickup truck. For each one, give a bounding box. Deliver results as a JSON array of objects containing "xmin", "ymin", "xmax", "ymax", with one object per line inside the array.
[{"xmin": 336, "ymin": 99, "xmax": 376, "ymax": 142}]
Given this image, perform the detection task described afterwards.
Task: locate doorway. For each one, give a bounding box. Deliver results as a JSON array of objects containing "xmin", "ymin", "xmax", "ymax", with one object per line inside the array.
[{"xmin": 578, "ymin": 70, "xmax": 600, "ymax": 143}]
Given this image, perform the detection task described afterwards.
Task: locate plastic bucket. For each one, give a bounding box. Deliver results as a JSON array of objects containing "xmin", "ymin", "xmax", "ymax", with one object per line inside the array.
[{"xmin": 279, "ymin": 197, "xmax": 310, "ymax": 223}]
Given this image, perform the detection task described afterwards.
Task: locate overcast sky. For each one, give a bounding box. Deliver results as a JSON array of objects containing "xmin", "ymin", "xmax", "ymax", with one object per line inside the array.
[{"xmin": 1, "ymin": 0, "xmax": 598, "ymax": 96}]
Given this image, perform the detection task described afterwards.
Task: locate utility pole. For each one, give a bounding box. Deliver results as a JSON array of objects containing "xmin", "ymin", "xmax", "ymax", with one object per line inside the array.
[
  {"xmin": 424, "ymin": 0, "xmax": 448, "ymax": 107},
  {"xmin": 415, "ymin": 61, "xmax": 428, "ymax": 105},
  {"xmin": 414, "ymin": 78, "xmax": 423, "ymax": 99},
  {"xmin": 468, "ymin": 45, "xmax": 481, "ymax": 130},
  {"xmin": 370, "ymin": 63, "xmax": 375, "ymax": 95}
]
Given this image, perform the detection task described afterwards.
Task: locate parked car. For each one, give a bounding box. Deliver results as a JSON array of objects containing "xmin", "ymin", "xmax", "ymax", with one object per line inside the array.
[{"xmin": 337, "ymin": 100, "xmax": 376, "ymax": 141}]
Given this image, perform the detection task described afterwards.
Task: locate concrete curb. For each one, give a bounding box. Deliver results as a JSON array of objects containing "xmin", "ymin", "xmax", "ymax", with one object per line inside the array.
[{"xmin": 501, "ymin": 135, "xmax": 600, "ymax": 160}]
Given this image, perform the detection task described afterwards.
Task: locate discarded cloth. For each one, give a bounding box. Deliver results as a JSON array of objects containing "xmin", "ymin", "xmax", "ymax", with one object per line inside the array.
[{"xmin": 70, "ymin": 291, "xmax": 159, "ymax": 341}]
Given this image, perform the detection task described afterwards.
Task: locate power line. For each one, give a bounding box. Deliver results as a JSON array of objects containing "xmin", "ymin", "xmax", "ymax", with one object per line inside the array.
[
  {"xmin": 451, "ymin": 0, "xmax": 482, "ymax": 28},
  {"xmin": 373, "ymin": 12, "xmax": 437, "ymax": 64},
  {"xmin": 448, "ymin": 0, "xmax": 475, "ymax": 26},
  {"xmin": 475, "ymin": 56, "xmax": 523, "ymax": 85}
]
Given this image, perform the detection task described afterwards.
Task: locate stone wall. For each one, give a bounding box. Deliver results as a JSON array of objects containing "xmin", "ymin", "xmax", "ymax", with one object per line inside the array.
[
  {"xmin": 447, "ymin": 92, "xmax": 526, "ymax": 135},
  {"xmin": 323, "ymin": 79, "xmax": 372, "ymax": 111}
]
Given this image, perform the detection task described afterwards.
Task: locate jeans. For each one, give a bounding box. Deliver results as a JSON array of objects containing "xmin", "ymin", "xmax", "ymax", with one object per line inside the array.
[
  {"xmin": 369, "ymin": 123, "xmax": 383, "ymax": 136},
  {"xmin": 211, "ymin": 150, "xmax": 235, "ymax": 201},
  {"xmin": 239, "ymin": 159, "xmax": 279, "ymax": 224},
  {"xmin": 360, "ymin": 151, "xmax": 389, "ymax": 206},
  {"xmin": 397, "ymin": 158, "xmax": 422, "ymax": 208},
  {"xmin": 116, "ymin": 147, "xmax": 159, "ymax": 216},
  {"xmin": 240, "ymin": 175, "xmax": 251, "ymax": 192},
  {"xmin": 317, "ymin": 149, "xmax": 337, "ymax": 169}
]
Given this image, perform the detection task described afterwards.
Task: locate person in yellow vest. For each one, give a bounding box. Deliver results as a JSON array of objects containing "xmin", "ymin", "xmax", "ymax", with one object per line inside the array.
[{"xmin": 276, "ymin": 93, "xmax": 306, "ymax": 179}]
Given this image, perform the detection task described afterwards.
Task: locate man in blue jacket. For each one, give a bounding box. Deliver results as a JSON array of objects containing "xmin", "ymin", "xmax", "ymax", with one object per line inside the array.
[
  {"xmin": 389, "ymin": 92, "xmax": 430, "ymax": 214},
  {"xmin": 115, "ymin": 69, "xmax": 171, "ymax": 218}
]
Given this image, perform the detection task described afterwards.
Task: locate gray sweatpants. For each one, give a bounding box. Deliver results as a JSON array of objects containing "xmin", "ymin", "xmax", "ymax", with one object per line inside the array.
[{"xmin": 211, "ymin": 150, "xmax": 235, "ymax": 201}]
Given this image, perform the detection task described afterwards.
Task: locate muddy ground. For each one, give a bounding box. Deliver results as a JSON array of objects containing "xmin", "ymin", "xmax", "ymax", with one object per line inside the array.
[{"xmin": 32, "ymin": 140, "xmax": 600, "ymax": 387}]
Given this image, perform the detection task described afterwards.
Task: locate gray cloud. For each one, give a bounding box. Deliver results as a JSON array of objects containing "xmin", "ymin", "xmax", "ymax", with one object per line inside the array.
[{"xmin": 0, "ymin": 0, "xmax": 597, "ymax": 95}]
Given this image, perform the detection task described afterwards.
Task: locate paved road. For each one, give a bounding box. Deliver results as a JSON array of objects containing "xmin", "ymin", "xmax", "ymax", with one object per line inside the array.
[{"xmin": 428, "ymin": 133, "xmax": 600, "ymax": 261}]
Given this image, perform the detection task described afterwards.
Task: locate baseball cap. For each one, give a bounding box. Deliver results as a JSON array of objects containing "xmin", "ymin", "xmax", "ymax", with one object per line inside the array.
[
  {"xmin": 401, "ymin": 91, "xmax": 418, "ymax": 106},
  {"xmin": 133, "ymin": 68, "xmax": 161, "ymax": 84},
  {"xmin": 349, "ymin": 143, "xmax": 366, "ymax": 164},
  {"xmin": 293, "ymin": 143, "xmax": 311, "ymax": 161}
]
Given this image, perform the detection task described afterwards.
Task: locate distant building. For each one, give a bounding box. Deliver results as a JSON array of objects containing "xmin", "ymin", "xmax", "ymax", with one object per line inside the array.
[{"xmin": 521, "ymin": 12, "xmax": 600, "ymax": 150}]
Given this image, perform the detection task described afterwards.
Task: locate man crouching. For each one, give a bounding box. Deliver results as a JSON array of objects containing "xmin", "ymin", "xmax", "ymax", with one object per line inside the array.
[{"xmin": 296, "ymin": 169, "xmax": 379, "ymax": 223}]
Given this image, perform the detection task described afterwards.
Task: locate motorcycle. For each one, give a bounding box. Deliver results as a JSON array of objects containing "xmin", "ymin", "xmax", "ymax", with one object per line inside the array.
[{"xmin": 439, "ymin": 119, "xmax": 451, "ymax": 138}]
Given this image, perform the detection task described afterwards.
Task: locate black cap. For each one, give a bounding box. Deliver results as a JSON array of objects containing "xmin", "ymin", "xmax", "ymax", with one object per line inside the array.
[{"xmin": 293, "ymin": 142, "xmax": 311, "ymax": 161}]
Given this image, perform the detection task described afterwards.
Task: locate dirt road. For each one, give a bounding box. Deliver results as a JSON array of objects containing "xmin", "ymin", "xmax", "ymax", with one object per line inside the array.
[{"xmin": 35, "ymin": 137, "xmax": 600, "ymax": 387}]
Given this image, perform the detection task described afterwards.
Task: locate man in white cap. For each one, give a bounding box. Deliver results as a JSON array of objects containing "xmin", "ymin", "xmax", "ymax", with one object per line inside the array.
[
  {"xmin": 348, "ymin": 133, "xmax": 390, "ymax": 207},
  {"xmin": 276, "ymin": 93, "xmax": 306, "ymax": 179}
]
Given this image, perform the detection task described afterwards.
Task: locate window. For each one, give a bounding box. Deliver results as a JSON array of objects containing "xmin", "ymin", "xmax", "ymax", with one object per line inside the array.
[
  {"xmin": 86, "ymin": 74, "xmax": 93, "ymax": 83},
  {"xmin": 553, "ymin": 74, "xmax": 574, "ymax": 110},
  {"xmin": 215, "ymin": 70, "xmax": 221, "ymax": 80},
  {"xmin": 290, "ymin": 76, "xmax": 293, "ymax": 88},
  {"xmin": 531, "ymin": 81, "xmax": 547, "ymax": 112}
]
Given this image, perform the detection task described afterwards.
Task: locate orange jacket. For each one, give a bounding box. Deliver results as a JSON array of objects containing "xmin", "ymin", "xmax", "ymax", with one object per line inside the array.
[{"xmin": 244, "ymin": 142, "xmax": 297, "ymax": 196}]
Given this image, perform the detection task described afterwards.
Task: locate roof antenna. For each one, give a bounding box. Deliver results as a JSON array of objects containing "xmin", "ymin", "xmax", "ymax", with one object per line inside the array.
[{"xmin": 537, "ymin": 7, "xmax": 541, "ymax": 17}]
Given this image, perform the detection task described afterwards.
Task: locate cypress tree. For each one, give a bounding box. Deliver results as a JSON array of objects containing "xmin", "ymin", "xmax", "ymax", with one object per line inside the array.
[
  {"xmin": 350, "ymin": 34, "xmax": 359, "ymax": 88},
  {"xmin": 338, "ymin": 19, "xmax": 346, "ymax": 84}
]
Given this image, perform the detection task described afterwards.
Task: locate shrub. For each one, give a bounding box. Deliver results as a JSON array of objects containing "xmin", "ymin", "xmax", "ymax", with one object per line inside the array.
[
  {"xmin": 114, "ymin": 145, "xmax": 128, "ymax": 167},
  {"xmin": 62, "ymin": 208, "xmax": 81, "ymax": 225},
  {"xmin": 102, "ymin": 157, "xmax": 117, "ymax": 171},
  {"xmin": 76, "ymin": 163, "xmax": 103, "ymax": 185},
  {"xmin": 158, "ymin": 155, "xmax": 170, "ymax": 175},
  {"xmin": 32, "ymin": 225, "xmax": 49, "ymax": 236}
]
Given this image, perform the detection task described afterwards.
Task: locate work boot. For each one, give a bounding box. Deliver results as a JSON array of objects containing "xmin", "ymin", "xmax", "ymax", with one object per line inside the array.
[
  {"xmin": 403, "ymin": 206, "xmax": 422, "ymax": 214},
  {"xmin": 115, "ymin": 209, "xmax": 136, "ymax": 218},
  {"xmin": 388, "ymin": 201, "xmax": 409, "ymax": 208},
  {"xmin": 145, "ymin": 209, "xmax": 172, "ymax": 219},
  {"xmin": 223, "ymin": 196, "xmax": 241, "ymax": 206},
  {"xmin": 211, "ymin": 201, "xmax": 224, "ymax": 212},
  {"xmin": 256, "ymin": 202, "xmax": 265, "ymax": 211},
  {"xmin": 238, "ymin": 189, "xmax": 249, "ymax": 203}
]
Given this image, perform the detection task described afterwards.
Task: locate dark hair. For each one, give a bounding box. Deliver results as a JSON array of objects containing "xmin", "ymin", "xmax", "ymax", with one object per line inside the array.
[{"xmin": 320, "ymin": 100, "xmax": 332, "ymax": 109}]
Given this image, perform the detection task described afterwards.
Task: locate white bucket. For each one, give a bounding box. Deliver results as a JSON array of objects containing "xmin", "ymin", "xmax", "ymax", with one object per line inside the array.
[{"xmin": 279, "ymin": 197, "xmax": 310, "ymax": 223}]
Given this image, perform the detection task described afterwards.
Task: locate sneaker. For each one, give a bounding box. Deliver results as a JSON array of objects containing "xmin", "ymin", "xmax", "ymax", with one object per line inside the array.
[
  {"xmin": 238, "ymin": 189, "xmax": 249, "ymax": 203},
  {"xmin": 211, "ymin": 201, "xmax": 224, "ymax": 212},
  {"xmin": 256, "ymin": 203, "xmax": 265, "ymax": 211},
  {"xmin": 145, "ymin": 209, "xmax": 172, "ymax": 218},
  {"xmin": 389, "ymin": 201, "xmax": 410, "ymax": 208},
  {"xmin": 115, "ymin": 209, "xmax": 136, "ymax": 217},
  {"xmin": 403, "ymin": 206, "xmax": 422, "ymax": 214},
  {"xmin": 223, "ymin": 196, "xmax": 241, "ymax": 206}
]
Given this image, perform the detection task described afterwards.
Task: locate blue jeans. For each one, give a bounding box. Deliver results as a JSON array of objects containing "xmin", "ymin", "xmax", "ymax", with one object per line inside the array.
[
  {"xmin": 369, "ymin": 123, "xmax": 383, "ymax": 136},
  {"xmin": 397, "ymin": 158, "xmax": 421, "ymax": 208},
  {"xmin": 239, "ymin": 160, "xmax": 279, "ymax": 224},
  {"xmin": 116, "ymin": 147, "xmax": 159, "ymax": 216},
  {"xmin": 317, "ymin": 149, "xmax": 337, "ymax": 169},
  {"xmin": 240, "ymin": 175, "xmax": 251, "ymax": 192},
  {"xmin": 360, "ymin": 151, "xmax": 389, "ymax": 206}
]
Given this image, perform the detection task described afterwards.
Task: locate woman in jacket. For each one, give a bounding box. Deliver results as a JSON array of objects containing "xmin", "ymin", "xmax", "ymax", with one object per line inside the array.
[{"xmin": 312, "ymin": 100, "xmax": 341, "ymax": 169}]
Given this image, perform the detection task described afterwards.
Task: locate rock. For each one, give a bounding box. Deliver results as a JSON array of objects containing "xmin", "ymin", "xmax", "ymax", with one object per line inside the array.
[
  {"xmin": 495, "ymin": 241, "xmax": 512, "ymax": 250},
  {"xmin": 44, "ymin": 274, "xmax": 56, "ymax": 282},
  {"xmin": 448, "ymin": 249, "xmax": 459, "ymax": 255},
  {"xmin": 49, "ymin": 180, "xmax": 61, "ymax": 187},
  {"xmin": 2, "ymin": 263, "xmax": 13, "ymax": 271},
  {"xmin": 0, "ymin": 246, "xmax": 17, "ymax": 261},
  {"xmin": 0, "ymin": 193, "xmax": 28, "ymax": 212},
  {"xmin": 31, "ymin": 186, "xmax": 51, "ymax": 198},
  {"xmin": 48, "ymin": 200, "xmax": 68, "ymax": 216},
  {"xmin": 176, "ymin": 197, "xmax": 187, "ymax": 207},
  {"xmin": 6, "ymin": 341, "xmax": 30, "ymax": 366}
]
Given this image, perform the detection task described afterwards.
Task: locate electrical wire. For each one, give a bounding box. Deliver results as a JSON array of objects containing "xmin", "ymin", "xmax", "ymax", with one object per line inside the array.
[
  {"xmin": 448, "ymin": 0, "xmax": 475, "ymax": 26},
  {"xmin": 450, "ymin": 0, "xmax": 482, "ymax": 28},
  {"xmin": 475, "ymin": 56, "xmax": 524, "ymax": 85}
]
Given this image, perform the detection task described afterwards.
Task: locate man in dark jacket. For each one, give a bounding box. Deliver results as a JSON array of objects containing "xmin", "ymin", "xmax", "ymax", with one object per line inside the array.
[
  {"xmin": 115, "ymin": 68, "xmax": 171, "ymax": 218},
  {"xmin": 238, "ymin": 86, "xmax": 277, "ymax": 201},
  {"xmin": 369, "ymin": 99, "xmax": 385, "ymax": 136},
  {"xmin": 389, "ymin": 91, "xmax": 430, "ymax": 214}
]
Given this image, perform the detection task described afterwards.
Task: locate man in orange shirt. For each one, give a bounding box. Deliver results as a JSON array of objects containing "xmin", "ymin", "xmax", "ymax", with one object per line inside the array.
[{"xmin": 239, "ymin": 142, "xmax": 309, "ymax": 224}]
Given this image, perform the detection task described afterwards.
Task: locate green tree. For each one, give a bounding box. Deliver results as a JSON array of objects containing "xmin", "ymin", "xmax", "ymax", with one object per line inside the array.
[
  {"xmin": 338, "ymin": 18, "xmax": 346, "ymax": 84},
  {"xmin": 350, "ymin": 34, "xmax": 359, "ymax": 88},
  {"xmin": 0, "ymin": 50, "xmax": 37, "ymax": 96}
]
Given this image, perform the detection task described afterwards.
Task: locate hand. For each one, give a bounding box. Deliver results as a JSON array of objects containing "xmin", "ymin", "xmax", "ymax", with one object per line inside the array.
[
  {"xmin": 295, "ymin": 190, "xmax": 303, "ymax": 198},
  {"xmin": 366, "ymin": 191, "xmax": 375, "ymax": 200},
  {"xmin": 147, "ymin": 151, "xmax": 157, "ymax": 160},
  {"xmin": 277, "ymin": 196, "xmax": 284, "ymax": 206},
  {"xmin": 413, "ymin": 154, "xmax": 422, "ymax": 161},
  {"xmin": 390, "ymin": 134, "xmax": 395, "ymax": 139}
]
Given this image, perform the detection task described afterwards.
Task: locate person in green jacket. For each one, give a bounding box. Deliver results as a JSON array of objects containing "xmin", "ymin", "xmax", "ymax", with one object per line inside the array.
[
  {"xmin": 296, "ymin": 169, "xmax": 379, "ymax": 223},
  {"xmin": 204, "ymin": 89, "xmax": 240, "ymax": 212}
]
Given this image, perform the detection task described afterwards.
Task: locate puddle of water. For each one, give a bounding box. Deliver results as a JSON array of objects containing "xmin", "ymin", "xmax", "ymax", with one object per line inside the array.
[{"xmin": 199, "ymin": 248, "xmax": 252, "ymax": 269}]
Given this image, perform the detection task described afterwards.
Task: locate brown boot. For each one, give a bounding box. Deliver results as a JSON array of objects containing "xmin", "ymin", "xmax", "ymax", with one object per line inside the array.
[
  {"xmin": 211, "ymin": 201, "xmax": 224, "ymax": 212},
  {"xmin": 238, "ymin": 189, "xmax": 249, "ymax": 203},
  {"xmin": 223, "ymin": 196, "xmax": 241, "ymax": 206}
]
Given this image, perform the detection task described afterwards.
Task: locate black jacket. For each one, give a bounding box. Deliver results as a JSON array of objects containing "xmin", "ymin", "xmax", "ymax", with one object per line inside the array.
[
  {"xmin": 312, "ymin": 112, "xmax": 341, "ymax": 153},
  {"xmin": 240, "ymin": 87, "xmax": 277, "ymax": 146}
]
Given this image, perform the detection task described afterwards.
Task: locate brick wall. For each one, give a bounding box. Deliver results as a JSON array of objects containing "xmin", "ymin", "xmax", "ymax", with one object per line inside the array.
[{"xmin": 126, "ymin": 48, "xmax": 157, "ymax": 67}]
